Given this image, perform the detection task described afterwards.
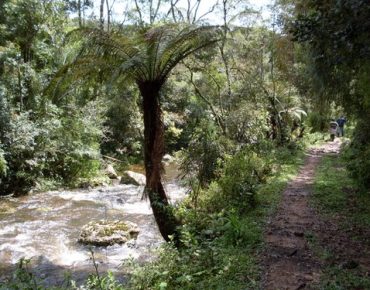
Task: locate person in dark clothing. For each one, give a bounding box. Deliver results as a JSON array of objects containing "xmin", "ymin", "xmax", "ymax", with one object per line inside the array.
[{"xmin": 336, "ymin": 116, "xmax": 346, "ymax": 137}]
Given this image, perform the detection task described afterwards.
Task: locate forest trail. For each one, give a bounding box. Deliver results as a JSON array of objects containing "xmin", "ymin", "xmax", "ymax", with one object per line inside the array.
[{"xmin": 261, "ymin": 140, "xmax": 341, "ymax": 289}]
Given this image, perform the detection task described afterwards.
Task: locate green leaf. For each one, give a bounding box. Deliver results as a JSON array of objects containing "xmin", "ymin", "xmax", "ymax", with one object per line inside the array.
[{"xmin": 159, "ymin": 281, "xmax": 168, "ymax": 289}]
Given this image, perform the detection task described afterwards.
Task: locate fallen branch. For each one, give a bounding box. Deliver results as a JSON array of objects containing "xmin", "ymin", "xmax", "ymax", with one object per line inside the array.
[{"xmin": 102, "ymin": 155, "xmax": 125, "ymax": 163}]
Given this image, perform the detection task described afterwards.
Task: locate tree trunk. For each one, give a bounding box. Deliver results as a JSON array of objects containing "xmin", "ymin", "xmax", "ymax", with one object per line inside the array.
[
  {"xmin": 138, "ymin": 81, "xmax": 179, "ymax": 244},
  {"xmin": 105, "ymin": 0, "xmax": 111, "ymax": 32},
  {"xmin": 269, "ymin": 113, "xmax": 277, "ymax": 140},
  {"xmin": 78, "ymin": 0, "xmax": 82, "ymax": 27},
  {"xmin": 100, "ymin": 0, "xmax": 104, "ymax": 30}
]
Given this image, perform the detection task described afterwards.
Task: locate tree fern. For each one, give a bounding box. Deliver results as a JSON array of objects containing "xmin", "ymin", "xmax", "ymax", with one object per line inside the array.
[{"xmin": 49, "ymin": 23, "xmax": 221, "ymax": 243}]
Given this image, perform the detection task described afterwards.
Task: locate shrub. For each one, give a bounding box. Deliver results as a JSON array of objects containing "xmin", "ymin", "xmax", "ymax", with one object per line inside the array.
[
  {"xmin": 217, "ymin": 148, "xmax": 272, "ymax": 211},
  {"xmin": 0, "ymin": 148, "xmax": 7, "ymax": 177},
  {"xmin": 219, "ymin": 210, "xmax": 260, "ymax": 247},
  {"xmin": 180, "ymin": 120, "xmax": 233, "ymax": 188},
  {"xmin": 0, "ymin": 111, "xmax": 42, "ymax": 194},
  {"xmin": 344, "ymin": 119, "xmax": 370, "ymax": 188},
  {"xmin": 307, "ymin": 111, "xmax": 328, "ymax": 132},
  {"xmin": 0, "ymin": 100, "xmax": 106, "ymax": 194},
  {"xmin": 0, "ymin": 258, "xmax": 41, "ymax": 290}
]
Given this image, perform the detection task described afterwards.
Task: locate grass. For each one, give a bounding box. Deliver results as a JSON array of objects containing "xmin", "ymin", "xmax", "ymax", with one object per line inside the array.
[
  {"xmin": 313, "ymin": 152, "xmax": 370, "ymax": 231},
  {"xmin": 318, "ymin": 266, "xmax": 370, "ymax": 290},
  {"xmin": 311, "ymin": 152, "xmax": 370, "ymax": 290}
]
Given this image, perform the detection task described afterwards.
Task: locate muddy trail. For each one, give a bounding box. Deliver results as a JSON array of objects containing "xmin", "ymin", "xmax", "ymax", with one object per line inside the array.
[{"xmin": 261, "ymin": 141, "xmax": 342, "ymax": 289}]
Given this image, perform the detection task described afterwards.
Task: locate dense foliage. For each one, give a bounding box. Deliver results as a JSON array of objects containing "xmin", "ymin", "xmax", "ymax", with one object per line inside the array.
[
  {"xmin": 287, "ymin": 0, "xmax": 370, "ymax": 186},
  {"xmin": 1, "ymin": 0, "xmax": 369, "ymax": 288},
  {"xmin": 0, "ymin": 0, "xmax": 308, "ymax": 196},
  {"xmin": 0, "ymin": 0, "xmax": 107, "ymax": 194}
]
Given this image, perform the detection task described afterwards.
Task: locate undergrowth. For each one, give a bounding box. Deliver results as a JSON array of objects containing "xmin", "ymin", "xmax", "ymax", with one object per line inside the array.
[
  {"xmin": 311, "ymin": 151, "xmax": 370, "ymax": 290},
  {"xmin": 123, "ymin": 145, "xmax": 305, "ymax": 290},
  {"xmin": 313, "ymin": 152, "xmax": 370, "ymax": 231},
  {"xmin": 0, "ymin": 145, "xmax": 305, "ymax": 290}
]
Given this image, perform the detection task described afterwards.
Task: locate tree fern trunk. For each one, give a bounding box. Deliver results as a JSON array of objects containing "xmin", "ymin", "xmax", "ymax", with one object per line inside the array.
[{"xmin": 138, "ymin": 81, "xmax": 179, "ymax": 243}]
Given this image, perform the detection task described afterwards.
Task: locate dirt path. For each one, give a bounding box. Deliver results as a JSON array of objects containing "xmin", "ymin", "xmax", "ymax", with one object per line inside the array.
[{"xmin": 261, "ymin": 141, "xmax": 341, "ymax": 290}]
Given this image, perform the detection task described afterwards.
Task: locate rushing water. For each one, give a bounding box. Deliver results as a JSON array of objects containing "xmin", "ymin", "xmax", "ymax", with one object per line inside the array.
[{"xmin": 0, "ymin": 167, "xmax": 186, "ymax": 285}]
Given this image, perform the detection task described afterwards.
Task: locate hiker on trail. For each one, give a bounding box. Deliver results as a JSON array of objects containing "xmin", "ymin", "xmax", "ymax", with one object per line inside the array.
[
  {"xmin": 329, "ymin": 120, "xmax": 338, "ymax": 141},
  {"xmin": 336, "ymin": 116, "xmax": 346, "ymax": 137}
]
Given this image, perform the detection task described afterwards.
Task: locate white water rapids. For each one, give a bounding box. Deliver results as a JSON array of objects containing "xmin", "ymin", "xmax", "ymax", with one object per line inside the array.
[{"xmin": 0, "ymin": 176, "xmax": 186, "ymax": 285}]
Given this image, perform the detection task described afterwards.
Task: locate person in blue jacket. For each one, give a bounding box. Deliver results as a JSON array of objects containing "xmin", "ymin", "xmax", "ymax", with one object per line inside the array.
[{"xmin": 336, "ymin": 116, "xmax": 346, "ymax": 137}]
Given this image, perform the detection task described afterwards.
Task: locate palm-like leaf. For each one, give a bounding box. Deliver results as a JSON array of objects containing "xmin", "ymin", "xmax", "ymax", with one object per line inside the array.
[
  {"xmin": 48, "ymin": 23, "xmax": 221, "ymax": 243},
  {"xmin": 72, "ymin": 24, "xmax": 221, "ymax": 84},
  {"xmin": 279, "ymin": 107, "xmax": 307, "ymax": 121}
]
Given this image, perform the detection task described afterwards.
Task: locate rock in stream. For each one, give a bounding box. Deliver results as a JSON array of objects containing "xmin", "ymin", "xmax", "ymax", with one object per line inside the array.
[{"xmin": 78, "ymin": 220, "xmax": 139, "ymax": 246}]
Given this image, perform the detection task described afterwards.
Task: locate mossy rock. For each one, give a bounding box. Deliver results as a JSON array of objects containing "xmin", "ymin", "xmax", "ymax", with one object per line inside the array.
[
  {"xmin": 120, "ymin": 171, "xmax": 146, "ymax": 186},
  {"xmin": 78, "ymin": 220, "xmax": 139, "ymax": 246}
]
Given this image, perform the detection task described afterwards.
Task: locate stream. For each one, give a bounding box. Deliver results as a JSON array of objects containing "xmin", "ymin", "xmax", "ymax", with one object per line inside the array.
[{"xmin": 0, "ymin": 166, "xmax": 186, "ymax": 285}]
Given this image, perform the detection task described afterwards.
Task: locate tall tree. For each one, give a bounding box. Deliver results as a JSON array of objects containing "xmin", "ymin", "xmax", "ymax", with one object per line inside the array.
[
  {"xmin": 52, "ymin": 24, "xmax": 220, "ymax": 242},
  {"xmin": 100, "ymin": 0, "xmax": 104, "ymax": 29},
  {"xmin": 64, "ymin": 0, "xmax": 93, "ymax": 26}
]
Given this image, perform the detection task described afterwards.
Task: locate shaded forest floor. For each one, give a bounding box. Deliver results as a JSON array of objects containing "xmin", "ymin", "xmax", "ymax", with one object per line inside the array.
[{"xmin": 261, "ymin": 140, "xmax": 370, "ymax": 289}]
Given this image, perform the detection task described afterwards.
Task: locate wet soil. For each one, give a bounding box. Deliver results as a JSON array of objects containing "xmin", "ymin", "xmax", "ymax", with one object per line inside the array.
[{"xmin": 261, "ymin": 141, "xmax": 342, "ymax": 289}]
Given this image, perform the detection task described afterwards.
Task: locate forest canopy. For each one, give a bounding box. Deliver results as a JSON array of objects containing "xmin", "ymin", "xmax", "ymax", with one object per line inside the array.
[{"xmin": 1, "ymin": 0, "xmax": 369, "ymax": 220}]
